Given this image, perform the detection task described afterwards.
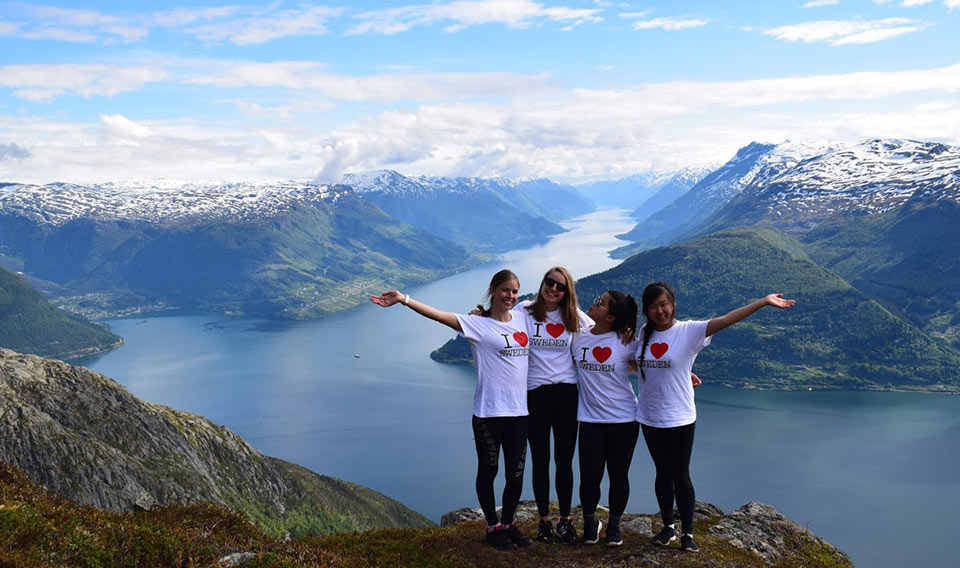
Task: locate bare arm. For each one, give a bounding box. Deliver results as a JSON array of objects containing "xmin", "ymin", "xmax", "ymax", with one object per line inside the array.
[
  {"xmin": 370, "ymin": 291, "xmax": 463, "ymax": 333},
  {"xmin": 705, "ymin": 293, "xmax": 796, "ymax": 337}
]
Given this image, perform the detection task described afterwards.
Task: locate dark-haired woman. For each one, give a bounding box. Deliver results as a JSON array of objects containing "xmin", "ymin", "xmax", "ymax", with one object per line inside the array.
[
  {"xmin": 371, "ymin": 269, "xmax": 533, "ymax": 552},
  {"xmin": 572, "ymin": 290, "xmax": 641, "ymax": 547},
  {"xmin": 516, "ymin": 267, "xmax": 593, "ymax": 544},
  {"xmin": 635, "ymin": 282, "xmax": 795, "ymax": 553}
]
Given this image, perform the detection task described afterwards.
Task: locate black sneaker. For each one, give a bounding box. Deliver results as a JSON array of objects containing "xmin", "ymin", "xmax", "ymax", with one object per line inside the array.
[
  {"xmin": 652, "ymin": 524, "xmax": 677, "ymax": 546},
  {"xmin": 582, "ymin": 518, "xmax": 602, "ymax": 545},
  {"xmin": 681, "ymin": 533, "xmax": 699, "ymax": 553},
  {"xmin": 605, "ymin": 523, "xmax": 623, "ymax": 547},
  {"xmin": 485, "ymin": 527, "xmax": 516, "ymax": 551},
  {"xmin": 556, "ymin": 518, "xmax": 578, "ymax": 545},
  {"xmin": 506, "ymin": 524, "xmax": 532, "ymax": 547},
  {"xmin": 536, "ymin": 519, "xmax": 555, "ymax": 544}
]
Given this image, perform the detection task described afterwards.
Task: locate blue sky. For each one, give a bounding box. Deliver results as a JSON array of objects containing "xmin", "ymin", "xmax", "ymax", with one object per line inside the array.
[{"xmin": 1, "ymin": 0, "xmax": 959, "ymax": 183}]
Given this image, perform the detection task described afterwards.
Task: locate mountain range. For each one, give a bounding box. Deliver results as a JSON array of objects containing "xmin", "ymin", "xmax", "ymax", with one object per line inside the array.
[
  {"xmin": 613, "ymin": 138, "xmax": 960, "ymax": 351},
  {"xmin": 0, "ymin": 180, "xmax": 478, "ymax": 320},
  {"xmin": 341, "ymin": 170, "xmax": 592, "ymax": 251}
]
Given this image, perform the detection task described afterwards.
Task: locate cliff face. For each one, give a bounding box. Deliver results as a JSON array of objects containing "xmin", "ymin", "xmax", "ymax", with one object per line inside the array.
[{"xmin": 0, "ymin": 348, "xmax": 432, "ymax": 536}]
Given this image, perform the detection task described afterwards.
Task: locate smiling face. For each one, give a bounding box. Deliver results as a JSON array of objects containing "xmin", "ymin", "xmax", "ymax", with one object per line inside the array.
[
  {"xmin": 646, "ymin": 291, "xmax": 676, "ymax": 331},
  {"xmin": 539, "ymin": 269, "xmax": 568, "ymax": 309},
  {"xmin": 492, "ymin": 278, "xmax": 520, "ymax": 313}
]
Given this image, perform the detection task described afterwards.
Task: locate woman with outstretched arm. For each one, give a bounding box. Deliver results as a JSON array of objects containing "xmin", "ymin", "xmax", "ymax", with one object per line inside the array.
[
  {"xmin": 635, "ymin": 282, "xmax": 795, "ymax": 554},
  {"xmin": 371, "ymin": 269, "xmax": 533, "ymax": 552}
]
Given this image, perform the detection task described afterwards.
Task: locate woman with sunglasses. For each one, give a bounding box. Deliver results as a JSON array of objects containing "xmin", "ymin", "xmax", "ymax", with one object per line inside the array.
[
  {"xmin": 572, "ymin": 290, "xmax": 641, "ymax": 547},
  {"xmin": 514, "ymin": 267, "xmax": 593, "ymax": 544},
  {"xmin": 370, "ymin": 269, "xmax": 533, "ymax": 552},
  {"xmin": 636, "ymin": 282, "xmax": 795, "ymax": 553}
]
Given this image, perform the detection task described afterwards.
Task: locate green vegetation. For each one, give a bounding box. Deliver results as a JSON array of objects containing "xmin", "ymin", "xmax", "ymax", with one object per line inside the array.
[
  {"xmin": 0, "ymin": 195, "xmax": 481, "ymax": 320},
  {"xmin": 0, "ymin": 266, "xmax": 121, "ymax": 359},
  {"xmin": 801, "ymin": 200, "xmax": 960, "ymax": 348},
  {"xmin": 575, "ymin": 227, "xmax": 960, "ymax": 390},
  {"xmin": 0, "ymin": 460, "xmax": 850, "ymax": 568}
]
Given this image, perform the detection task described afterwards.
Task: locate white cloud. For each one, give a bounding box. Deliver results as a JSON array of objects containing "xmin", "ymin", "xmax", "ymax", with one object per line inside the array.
[
  {"xmin": 629, "ymin": 17, "xmax": 709, "ymax": 31},
  {"xmin": 4, "ymin": 63, "xmax": 960, "ymax": 183},
  {"xmin": 944, "ymin": 0, "xmax": 960, "ymax": 8},
  {"xmin": 100, "ymin": 114, "xmax": 153, "ymax": 142},
  {"xmin": 184, "ymin": 5, "xmax": 343, "ymax": 45},
  {"xmin": 0, "ymin": 64, "xmax": 168, "ymax": 102},
  {"xmin": 802, "ymin": 0, "xmax": 840, "ymax": 7},
  {"xmin": 186, "ymin": 61, "xmax": 558, "ymax": 102},
  {"xmin": 764, "ymin": 18, "xmax": 925, "ymax": 45},
  {"xmin": 901, "ymin": 0, "xmax": 934, "ymax": 6},
  {"xmin": 346, "ymin": 0, "xmax": 602, "ymax": 35}
]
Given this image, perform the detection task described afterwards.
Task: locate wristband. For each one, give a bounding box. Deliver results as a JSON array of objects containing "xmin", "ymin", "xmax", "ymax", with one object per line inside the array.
[{"xmin": 402, "ymin": 293, "xmax": 409, "ymax": 306}]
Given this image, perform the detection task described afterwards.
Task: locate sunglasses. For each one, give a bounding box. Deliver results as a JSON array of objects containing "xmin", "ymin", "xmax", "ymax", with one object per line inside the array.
[
  {"xmin": 592, "ymin": 295, "xmax": 606, "ymax": 307},
  {"xmin": 543, "ymin": 277, "xmax": 568, "ymax": 292}
]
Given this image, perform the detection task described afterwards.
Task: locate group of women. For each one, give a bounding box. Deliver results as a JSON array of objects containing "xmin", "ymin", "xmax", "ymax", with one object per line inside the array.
[{"xmin": 370, "ymin": 266, "xmax": 794, "ymax": 553}]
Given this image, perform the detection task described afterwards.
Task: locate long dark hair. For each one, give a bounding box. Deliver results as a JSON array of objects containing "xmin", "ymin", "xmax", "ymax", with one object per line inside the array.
[
  {"xmin": 526, "ymin": 266, "xmax": 582, "ymax": 332},
  {"xmin": 475, "ymin": 269, "xmax": 520, "ymax": 317},
  {"xmin": 604, "ymin": 289, "xmax": 638, "ymax": 336},
  {"xmin": 638, "ymin": 281, "xmax": 677, "ymax": 382}
]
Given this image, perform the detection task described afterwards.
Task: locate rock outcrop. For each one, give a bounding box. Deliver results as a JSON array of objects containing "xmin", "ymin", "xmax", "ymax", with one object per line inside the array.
[
  {"xmin": 443, "ymin": 499, "xmax": 849, "ymax": 566},
  {"xmin": 0, "ymin": 348, "xmax": 433, "ymax": 536}
]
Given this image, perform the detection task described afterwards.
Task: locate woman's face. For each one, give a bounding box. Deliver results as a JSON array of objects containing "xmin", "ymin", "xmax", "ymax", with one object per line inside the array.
[
  {"xmin": 587, "ymin": 292, "xmax": 611, "ymax": 321},
  {"xmin": 646, "ymin": 291, "xmax": 675, "ymax": 330},
  {"xmin": 493, "ymin": 278, "xmax": 520, "ymax": 311},
  {"xmin": 539, "ymin": 270, "xmax": 568, "ymax": 308}
]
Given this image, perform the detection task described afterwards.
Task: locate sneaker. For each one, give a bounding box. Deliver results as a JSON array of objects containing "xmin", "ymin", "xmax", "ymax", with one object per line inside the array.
[
  {"xmin": 485, "ymin": 526, "xmax": 516, "ymax": 551},
  {"xmin": 506, "ymin": 524, "xmax": 532, "ymax": 547},
  {"xmin": 556, "ymin": 517, "xmax": 578, "ymax": 545},
  {"xmin": 536, "ymin": 519, "xmax": 555, "ymax": 544},
  {"xmin": 681, "ymin": 533, "xmax": 699, "ymax": 553},
  {"xmin": 605, "ymin": 523, "xmax": 623, "ymax": 547},
  {"xmin": 582, "ymin": 518, "xmax": 602, "ymax": 545},
  {"xmin": 652, "ymin": 524, "xmax": 677, "ymax": 546}
]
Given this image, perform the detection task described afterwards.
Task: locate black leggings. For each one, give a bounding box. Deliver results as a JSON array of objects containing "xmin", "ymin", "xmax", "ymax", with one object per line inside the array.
[
  {"xmin": 472, "ymin": 415, "xmax": 528, "ymax": 526},
  {"xmin": 641, "ymin": 422, "xmax": 696, "ymax": 534},
  {"xmin": 527, "ymin": 383, "xmax": 579, "ymax": 518},
  {"xmin": 578, "ymin": 421, "xmax": 639, "ymax": 518}
]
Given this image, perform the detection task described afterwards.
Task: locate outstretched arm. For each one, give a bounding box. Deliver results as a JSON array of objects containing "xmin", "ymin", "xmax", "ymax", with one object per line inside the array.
[
  {"xmin": 370, "ymin": 291, "xmax": 463, "ymax": 332},
  {"xmin": 705, "ymin": 293, "xmax": 796, "ymax": 337}
]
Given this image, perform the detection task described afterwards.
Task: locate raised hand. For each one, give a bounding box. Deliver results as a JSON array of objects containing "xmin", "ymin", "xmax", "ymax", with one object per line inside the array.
[
  {"xmin": 370, "ymin": 290, "xmax": 404, "ymax": 308},
  {"xmin": 765, "ymin": 293, "xmax": 796, "ymax": 309}
]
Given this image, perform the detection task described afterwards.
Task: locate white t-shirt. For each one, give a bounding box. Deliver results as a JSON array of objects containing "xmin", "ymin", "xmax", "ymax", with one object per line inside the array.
[
  {"xmin": 571, "ymin": 330, "xmax": 639, "ymax": 423},
  {"xmin": 514, "ymin": 300, "xmax": 594, "ymax": 390},
  {"xmin": 634, "ymin": 320, "xmax": 711, "ymax": 428},
  {"xmin": 456, "ymin": 313, "xmax": 531, "ymax": 418}
]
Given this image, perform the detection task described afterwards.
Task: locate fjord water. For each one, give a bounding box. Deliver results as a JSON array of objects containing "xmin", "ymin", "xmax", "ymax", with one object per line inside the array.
[{"xmin": 77, "ymin": 208, "xmax": 958, "ymax": 568}]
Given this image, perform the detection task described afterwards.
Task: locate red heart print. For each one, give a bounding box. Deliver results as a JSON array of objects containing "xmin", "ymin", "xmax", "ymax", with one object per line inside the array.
[
  {"xmin": 513, "ymin": 332, "xmax": 529, "ymax": 347},
  {"xmin": 592, "ymin": 346, "xmax": 612, "ymax": 363},
  {"xmin": 546, "ymin": 323, "xmax": 565, "ymax": 338},
  {"xmin": 650, "ymin": 343, "xmax": 668, "ymax": 359}
]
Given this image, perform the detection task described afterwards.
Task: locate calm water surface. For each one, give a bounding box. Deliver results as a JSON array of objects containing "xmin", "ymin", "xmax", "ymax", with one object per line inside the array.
[{"xmin": 77, "ymin": 209, "xmax": 960, "ymax": 568}]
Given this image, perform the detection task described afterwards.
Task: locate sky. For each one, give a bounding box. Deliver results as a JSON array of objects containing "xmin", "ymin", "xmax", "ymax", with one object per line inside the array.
[{"xmin": 1, "ymin": 0, "xmax": 959, "ymax": 184}]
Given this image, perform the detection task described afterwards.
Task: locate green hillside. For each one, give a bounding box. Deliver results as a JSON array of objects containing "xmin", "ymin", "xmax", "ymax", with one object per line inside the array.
[
  {"xmin": 575, "ymin": 228, "xmax": 960, "ymax": 391},
  {"xmin": 2, "ymin": 193, "xmax": 480, "ymax": 319},
  {"xmin": 801, "ymin": 200, "xmax": 960, "ymax": 348},
  {"xmin": 0, "ymin": 266, "xmax": 121, "ymax": 359}
]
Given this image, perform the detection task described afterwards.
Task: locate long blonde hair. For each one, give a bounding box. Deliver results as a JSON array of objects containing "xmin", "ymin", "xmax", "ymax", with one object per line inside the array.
[{"xmin": 526, "ymin": 266, "xmax": 581, "ymax": 332}]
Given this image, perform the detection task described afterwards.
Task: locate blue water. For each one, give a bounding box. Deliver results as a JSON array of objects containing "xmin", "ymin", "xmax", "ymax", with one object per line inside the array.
[{"xmin": 75, "ymin": 209, "xmax": 960, "ymax": 568}]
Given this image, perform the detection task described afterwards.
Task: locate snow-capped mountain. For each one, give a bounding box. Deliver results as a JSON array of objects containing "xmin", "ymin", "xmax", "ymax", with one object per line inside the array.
[
  {"xmin": 716, "ymin": 139, "xmax": 960, "ymax": 231},
  {"xmin": 339, "ymin": 170, "xmax": 592, "ymax": 252},
  {"xmin": 0, "ymin": 179, "xmax": 475, "ymax": 320},
  {"xmin": 0, "ymin": 180, "xmax": 344, "ymax": 226},
  {"xmin": 631, "ymin": 166, "xmax": 715, "ymax": 220},
  {"xmin": 617, "ymin": 138, "xmax": 960, "ymax": 249}
]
